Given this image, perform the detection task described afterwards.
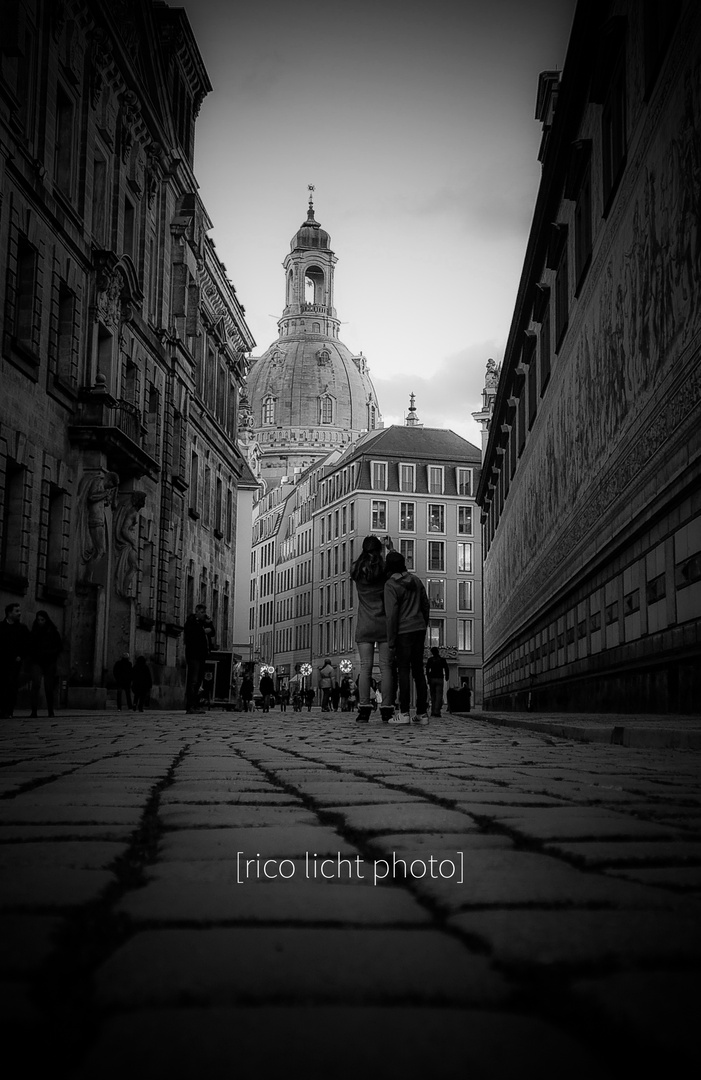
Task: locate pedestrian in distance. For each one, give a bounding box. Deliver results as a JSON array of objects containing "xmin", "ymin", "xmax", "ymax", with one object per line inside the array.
[
  {"xmin": 0, "ymin": 602, "xmax": 30, "ymax": 720},
  {"xmin": 304, "ymin": 687, "xmax": 316, "ymax": 712},
  {"xmin": 27, "ymin": 610, "xmax": 62, "ymax": 718},
  {"xmin": 426, "ymin": 646, "xmax": 450, "ymax": 718},
  {"xmin": 183, "ymin": 603, "xmax": 210, "ymax": 713},
  {"xmin": 317, "ymin": 659, "xmax": 336, "ymax": 712},
  {"xmin": 259, "ymin": 670, "xmax": 275, "ymax": 712},
  {"xmin": 113, "ymin": 653, "xmax": 133, "ymax": 711},
  {"xmin": 384, "ymin": 550, "xmax": 430, "ymax": 726},
  {"xmin": 339, "ymin": 676, "xmax": 351, "ymax": 711},
  {"xmin": 350, "ymin": 534, "xmax": 395, "ymax": 723},
  {"xmin": 131, "ymin": 656, "xmax": 152, "ymax": 712},
  {"xmin": 240, "ymin": 674, "xmax": 254, "ymax": 712},
  {"xmin": 279, "ymin": 684, "xmax": 290, "ymax": 712},
  {"xmin": 330, "ymin": 681, "xmax": 341, "ymax": 712}
]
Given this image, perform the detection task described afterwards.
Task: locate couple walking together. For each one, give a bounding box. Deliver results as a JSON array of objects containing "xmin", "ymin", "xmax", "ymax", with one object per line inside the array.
[{"xmin": 351, "ymin": 535, "xmax": 430, "ymax": 726}]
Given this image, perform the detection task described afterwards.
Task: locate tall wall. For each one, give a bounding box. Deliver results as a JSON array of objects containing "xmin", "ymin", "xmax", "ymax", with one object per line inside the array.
[{"xmin": 478, "ymin": 0, "xmax": 701, "ymax": 713}]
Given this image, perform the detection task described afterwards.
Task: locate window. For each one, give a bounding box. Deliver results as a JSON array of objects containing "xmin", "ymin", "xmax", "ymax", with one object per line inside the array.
[
  {"xmin": 458, "ymin": 619, "xmax": 473, "ymax": 651},
  {"xmin": 55, "ymin": 283, "xmax": 77, "ymax": 387},
  {"xmin": 371, "ymin": 500, "xmax": 387, "ymax": 531},
  {"xmin": 456, "ymin": 468, "xmax": 473, "ymax": 497},
  {"xmin": 91, "ymin": 157, "xmax": 107, "ymax": 244},
  {"xmin": 203, "ymin": 466, "xmax": 211, "ymax": 526},
  {"xmin": 428, "ymin": 504, "xmax": 445, "ymax": 533},
  {"xmin": 123, "ymin": 197, "xmax": 135, "ymax": 261},
  {"xmin": 44, "ymin": 483, "xmax": 68, "ymax": 593},
  {"xmin": 215, "ymin": 476, "xmax": 223, "ymax": 535},
  {"xmin": 574, "ymin": 158, "xmax": 592, "ymax": 289},
  {"xmin": 646, "ymin": 573, "xmax": 666, "ymax": 605},
  {"xmin": 189, "ymin": 451, "xmax": 199, "ymax": 515},
  {"xmin": 427, "ymin": 579, "xmax": 445, "ymax": 610},
  {"xmin": 428, "ymin": 466, "xmax": 444, "ymax": 494},
  {"xmin": 427, "ymin": 619, "xmax": 445, "ymax": 648},
  {"xmin": 12, "ymin": 237, "xmax": 38, "ymax": 354},
  {"xmin": 399, "ymin": 464, "xmax": 415, "ymax": 492},
  {"xmin": 602, "ymin": 54, "xmax": 627, "ymax": 210},
  {"xmin": 457, "ymin": 506, "xmax": 473, "ymax": 535},
  {"xmin": 400, "ymin": 538, "xmax": 415, "ymax": 570},
  {"xmin": 400, "ymin": 502, "xmax": 415, "ymax": 531},
  {"xmin": 0, "ymin": 461, "xmax": 28, "ymax": 588},
  {"xmin": 371, "ymin": 461, "xmax": 387, "ymax": 489},
  {"xmin": 54, "ymin": 86, "xmax": 74, "ymax": 195},
  {"xmin": 320, "ymin": 396, "xmax": 333, "ymax": 424},
  {"xmin": 226, "ymin": 488, "xmax": 233, "ymax": 542},
  {"xmin": 263, "ymin": 396, "xmax": 275, "ymax": 424},
  {"xmin": 555, "ymin": 240, "xmax": 569, "ymax": 350},
  {"xmin": 457, "ymin": 542, "xmax": 472, "ymax": 573},
  {"xmin": 540, "ymin": 306, "xmax": 551, "ymax": 394},
  {"xmin": 458, "ymin": 579, "xmax": 473, "ymax": 611},
  {"xmin": 427, "ymin": 541, "xmax": 445, "ymax": 572}
]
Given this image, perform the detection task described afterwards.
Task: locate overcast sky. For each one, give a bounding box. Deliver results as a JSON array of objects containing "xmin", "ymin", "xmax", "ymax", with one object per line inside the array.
[{"xmin": 184, "ymin": 0, "xmax": 577, "ymax": 448}]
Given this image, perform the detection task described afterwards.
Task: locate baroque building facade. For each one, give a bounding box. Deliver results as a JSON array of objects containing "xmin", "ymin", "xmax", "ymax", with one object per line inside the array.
[
  {"xmin": 477, "ymin": 0, "xmax": 701, "ymax": 712},
  {"xmin": 0, "ymin": 0, "xmax": 255, "ymax": 707},
  {"xmin": 249, "ymin": 408, "xmax": 484, "ymax": 705},
  {"xmin": 242, "ymin": 193, "xmax": 383, "ymax": 489}
]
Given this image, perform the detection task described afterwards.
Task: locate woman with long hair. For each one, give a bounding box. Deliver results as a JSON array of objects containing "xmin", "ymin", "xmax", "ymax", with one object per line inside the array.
[
  {"xmin": 28, "ymin": 610, "xmax": 62, "ymax": 718},
  {"xmin": 349, "ymin": 534, "xmax": 395, "ymax": 723}
]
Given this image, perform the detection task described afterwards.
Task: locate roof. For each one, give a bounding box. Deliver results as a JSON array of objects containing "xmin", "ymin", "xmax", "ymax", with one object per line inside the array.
[{"xmin": 335, "ymin": 425, "xmax": 482, "ymax": 465}]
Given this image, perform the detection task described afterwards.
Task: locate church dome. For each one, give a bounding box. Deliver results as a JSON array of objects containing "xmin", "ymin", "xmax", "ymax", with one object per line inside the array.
[{"xmin": 245, "ymin": 195, "xmax": 382, "ymax": 485}]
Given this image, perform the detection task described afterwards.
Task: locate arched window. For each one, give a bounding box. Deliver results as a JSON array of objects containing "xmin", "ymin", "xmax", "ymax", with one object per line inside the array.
[
  {"xmin": 263, "ymin": 396, "xmax": 275, "ymax": 424},
  {"xmin": 319, "ymin": 396, "xmax": 333, "ymax": 424}
]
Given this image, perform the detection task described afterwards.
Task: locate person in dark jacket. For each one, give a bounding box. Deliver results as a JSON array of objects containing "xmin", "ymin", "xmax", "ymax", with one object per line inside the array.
[
  {"xmin": 0, "ymin": 603, "xmax": 30, "ymax": 719},
  {"xmin": 27, "ymin": 610, "xmax": 62, "ymax": 718},
  {"xmin": 384, "ymin": 551, "xmax": 430, "ymax": 726},
  {"xmin": 131, "ymin": 656, "xmax": 152, "ymax": 712},
  {"xmin": 113, "ymin": 653, "xmax": 133, "ymax": 711},
  {"xmin": 240, "ymin": 675, "xmax": 254, "ymax": 712},
  {"xmin": 426, "ymin": 646, "xmax": 450, "ymax": 718},
  {"xmin": 184, "ymin": 604, "xmax": 210, "ymax": 713},
  {"xmin": 349, "ymin": 534, "xmax": 394, "ymax": 723},
  {"xmin": 259, "ymin": 671, "xmax": 275, "ymax": 712}
]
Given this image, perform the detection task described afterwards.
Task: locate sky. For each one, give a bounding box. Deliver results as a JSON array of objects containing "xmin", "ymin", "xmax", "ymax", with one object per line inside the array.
[{"xmin": 184, "ymin": 0, "xmax": 577, "ymax": 449}]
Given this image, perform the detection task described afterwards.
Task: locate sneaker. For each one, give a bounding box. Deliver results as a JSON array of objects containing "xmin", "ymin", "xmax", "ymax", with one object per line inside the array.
[
  {"xmin": 413, "ymin": 713, "xmax": 430, "ymax": 726},
  {"xmin": 388, "ymin": 712, "xmax": 411, "ymax": 725}
]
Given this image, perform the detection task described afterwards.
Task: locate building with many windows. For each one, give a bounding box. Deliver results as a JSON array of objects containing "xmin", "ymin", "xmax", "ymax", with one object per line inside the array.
[
  {"xmin": 477, "ymin": 0, "xmax": 700, "ymax": 712},
  {"xmin": 0, "ymin": 1, "xmax": 254, "ymax": 707},
  {"xmin": 249, "ymin": 408, "xmax": 483, "ymax": 704}
]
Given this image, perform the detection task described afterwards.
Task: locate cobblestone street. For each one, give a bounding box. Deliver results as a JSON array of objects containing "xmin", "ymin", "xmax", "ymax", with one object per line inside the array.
[{"xmin": 1, "ymin": 707, "xmax": 700, "ymax": 1078}]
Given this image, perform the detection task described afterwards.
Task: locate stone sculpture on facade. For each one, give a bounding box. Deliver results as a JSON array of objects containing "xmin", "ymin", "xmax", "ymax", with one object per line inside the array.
[
  {"xmin": 114, "ymin": 490, "xmax": 147, "ymax": 598},
  {"xmin": 79, "ymin": 470, "xmax": 121, "ymax": 568}
]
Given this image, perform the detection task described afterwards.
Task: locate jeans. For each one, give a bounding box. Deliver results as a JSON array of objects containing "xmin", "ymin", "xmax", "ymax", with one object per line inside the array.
[
  {"xmin": 357, "ymin": 640, "xmax": 394, "ymax": 708},
  {"xmin": 116, "ymin": 685, "xmax": 133, "ymax": 710},
  {"xmin": 429, "ymin": 678, "xmax": 445, "ymax": 716},
  {"xmin": 30, "ymin": 661, "xmax": 57, "ymax": 714},
  {"xmin": 185, "ymin": 656, "xmax": 205, "ymax": 709},
  {"xmin": 395, "ymin": 630, "xmax": 428, "ymax": 714}
]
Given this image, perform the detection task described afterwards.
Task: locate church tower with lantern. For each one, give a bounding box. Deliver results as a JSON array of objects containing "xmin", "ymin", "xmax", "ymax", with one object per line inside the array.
[{"xmin": 244, "ymin": 189, "xmax": 383, "ymax": 488}]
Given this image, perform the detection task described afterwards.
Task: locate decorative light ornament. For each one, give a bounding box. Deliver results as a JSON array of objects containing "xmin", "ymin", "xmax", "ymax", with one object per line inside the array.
[
  {"xmin": 260, "ymin": 664, "xmax": 275, "ymax": 676},
  {"xmin": 339, "ymin": 659, "xmax": 353, "ymax": 674},
  {"xmin": 300, "ymin": 663, "xmax": 312, "ymax": 676}
]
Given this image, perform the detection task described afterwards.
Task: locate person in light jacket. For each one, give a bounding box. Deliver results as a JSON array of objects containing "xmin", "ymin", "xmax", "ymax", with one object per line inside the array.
[{"xmin": 384, "ymin": 550, "xmax": 430, "ymax": 726}]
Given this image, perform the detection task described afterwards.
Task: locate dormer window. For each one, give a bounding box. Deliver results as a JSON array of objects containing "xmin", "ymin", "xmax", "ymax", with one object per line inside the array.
[{"xmin": 262, "ymin": 395, "xmax": 275, "ymax": 424}]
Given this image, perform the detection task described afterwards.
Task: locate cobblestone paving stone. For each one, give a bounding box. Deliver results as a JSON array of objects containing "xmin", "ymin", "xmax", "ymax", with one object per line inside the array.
[{"xmin": 1, "ymin": 707, "xmax": 700, "ymax": 1078}]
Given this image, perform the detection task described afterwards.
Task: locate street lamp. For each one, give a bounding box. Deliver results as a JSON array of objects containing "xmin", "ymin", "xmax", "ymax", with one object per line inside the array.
[
  {"xmin": 339, "ymin": 659, "xmax": 353, "ymax": 674},
  {"xmin": 300, "ymin": 662, "xmax": 312, "ymax": 692}
]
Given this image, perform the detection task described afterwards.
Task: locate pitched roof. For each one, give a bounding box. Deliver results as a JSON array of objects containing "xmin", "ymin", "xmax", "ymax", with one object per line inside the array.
[{"xmin": 335, "ymin": 425, "xmax": 481, "ymax": 465}]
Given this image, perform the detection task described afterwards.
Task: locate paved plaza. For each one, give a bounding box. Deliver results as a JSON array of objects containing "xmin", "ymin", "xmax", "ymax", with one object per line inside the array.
[{"xmin": 1, "ymin": 706, "xmax": 701, "ymax": 1077}]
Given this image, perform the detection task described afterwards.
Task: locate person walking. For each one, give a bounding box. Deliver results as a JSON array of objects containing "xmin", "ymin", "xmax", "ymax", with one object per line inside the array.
[
  {"xmin": 240, "ymin": 674, "xmax": 254, "ymax": 712},
  {"xmin": 304, "ymin": 686, "xmax": 316, "ymax": 712},
  {"xmin": 339, "ymin": 676, "xmax": 351, "ymax": 711},
  {"xmin": 384, "ymin": 550, "xmax": 430, "ymax": 726},
  {"xmin": 259, "ymin": 670, "xmax": 275, "ymax": 712},
  {"xmin": 0, "ymin": 603, "xmax": 30, "ymax": 719},
  {"xmin": 113, "ymin": 653, "xmax": 133, "ymax": 711},
  {"xmin": 350, "ymin": 534, "xmax": 395, "ymax": 723},
  {"xmin": 184, "ymin": 604, "xmax": 210, "ymax": 713},
  {"xmin": 131, "ymin": 656, "xmax": 152, "ymax": 712},
  {"xmin": 278, "ymin": 683, "xmax": 290, "ymax": 712},
  {"xmin": 426, "ymin": 646, "xmax": 450, "ymax": 718},
  {"xmin": 27, "ymin": 611, "xmax": 62, "ymax": 718},
  {"xmin": 317, "ymin": 659, "xmax": 336, "ymax": 712}
]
